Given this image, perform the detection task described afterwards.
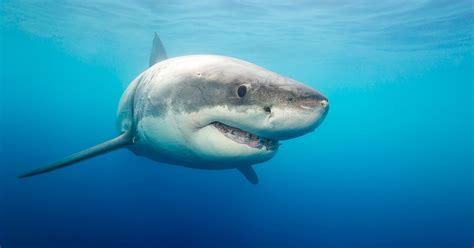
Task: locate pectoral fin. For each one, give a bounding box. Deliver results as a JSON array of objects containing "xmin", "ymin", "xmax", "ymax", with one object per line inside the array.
[
  {"xmin": 237, "ymin": 166, "xmax": 259, "ymax": 184},
  {"xmin": 17, "ymin": 131, "xmax": 134, "ymax": 178}
]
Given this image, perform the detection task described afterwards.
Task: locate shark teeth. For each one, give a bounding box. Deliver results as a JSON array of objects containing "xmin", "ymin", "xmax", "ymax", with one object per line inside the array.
[{"xmin": 212, "ymin": 122, "xmax": 279, "ymax": 151}]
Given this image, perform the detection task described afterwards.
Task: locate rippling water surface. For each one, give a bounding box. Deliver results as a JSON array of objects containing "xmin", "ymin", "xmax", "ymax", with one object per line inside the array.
[{"xmin": 1, "ymin": 1, "xmax": 472, "ymax": 248}]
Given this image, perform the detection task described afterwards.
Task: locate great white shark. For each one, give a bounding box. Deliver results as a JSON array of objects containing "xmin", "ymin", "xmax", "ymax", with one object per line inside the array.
[{"xmin": 18, "ymin": 33, "xmax": 329, "ymax": 184}]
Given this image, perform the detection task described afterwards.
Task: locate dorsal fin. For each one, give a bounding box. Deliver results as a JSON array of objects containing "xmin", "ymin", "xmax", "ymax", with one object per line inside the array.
[
  {"xmin": 237, "ymin": 165, "xmax": 259, "ymax": 184},
  {"xmin": 17, "ymin": 131, "xmax": 134, "ymax": 178},
  {"xmin": 149, "ymin": 32, "xmax": 167, "ymax": 67}
]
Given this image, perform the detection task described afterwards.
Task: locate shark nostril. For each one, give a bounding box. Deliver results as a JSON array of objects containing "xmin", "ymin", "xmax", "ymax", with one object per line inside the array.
[
  {"xmin": 263, "ymin": 106, "xmax": 271, "ymax": 113},
  {"xmin": 320, "ymin": 100, "xmax": 328, "ymax": 108}
]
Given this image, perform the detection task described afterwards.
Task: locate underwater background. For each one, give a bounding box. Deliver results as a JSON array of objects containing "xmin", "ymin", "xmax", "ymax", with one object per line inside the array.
[{"xmin": 0, "ymin": 1, "xmax": 472, "ymax": 247}]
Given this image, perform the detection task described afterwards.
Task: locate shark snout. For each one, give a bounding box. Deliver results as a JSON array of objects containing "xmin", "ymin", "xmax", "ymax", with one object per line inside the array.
[
  {"xmin": 296, "ymin": 87, "xmax": 329, "ymax": 113},
  {"xmin": 319, "ymin": 99, "xmax": 329, "ymax": 120},
  {"xmin": 254, "ymin": 85, "xmax": 329, "ymax": 141},
  {"xmin": 299, "ymin": 89, "xmax": 329, "ymax": 128}
]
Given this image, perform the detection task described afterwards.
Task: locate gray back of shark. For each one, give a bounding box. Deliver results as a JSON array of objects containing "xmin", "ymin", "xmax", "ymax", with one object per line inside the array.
[{"xmin": 18, "ymin": 33, "xmax": 329, "ymax": 184}]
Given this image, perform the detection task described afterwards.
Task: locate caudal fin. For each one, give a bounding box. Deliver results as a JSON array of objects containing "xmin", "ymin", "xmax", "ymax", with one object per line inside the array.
[{"xmin": 17, "ymin": 131, "xmax": 134, "ymax": 178}]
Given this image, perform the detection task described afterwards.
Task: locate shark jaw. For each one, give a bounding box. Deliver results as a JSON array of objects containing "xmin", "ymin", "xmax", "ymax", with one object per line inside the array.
[{"xmin": 211, "ymin": 122, "xmax": 280, "ymax": 151}]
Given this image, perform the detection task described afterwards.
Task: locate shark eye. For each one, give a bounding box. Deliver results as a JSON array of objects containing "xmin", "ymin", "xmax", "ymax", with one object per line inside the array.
[{"xmin": 237, "ymin": 85, "xmax": 247, "ymax": 98}]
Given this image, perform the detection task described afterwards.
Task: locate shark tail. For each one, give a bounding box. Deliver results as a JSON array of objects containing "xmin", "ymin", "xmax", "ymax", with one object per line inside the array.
[{"xmin": 17, "ymin": 131, "xmax": 134, "ymax": 179}]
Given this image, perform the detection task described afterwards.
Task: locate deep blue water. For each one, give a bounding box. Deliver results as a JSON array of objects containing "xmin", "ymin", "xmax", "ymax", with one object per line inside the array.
[{"xmin": 1, "ymin": 1, "xmax": 473, "ymax": 248}]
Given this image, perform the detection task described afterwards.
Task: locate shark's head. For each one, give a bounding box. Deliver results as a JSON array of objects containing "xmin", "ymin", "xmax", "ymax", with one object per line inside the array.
[{"xmin": 134, "ymin": 55, "xmax": 329, "ymax": 168}]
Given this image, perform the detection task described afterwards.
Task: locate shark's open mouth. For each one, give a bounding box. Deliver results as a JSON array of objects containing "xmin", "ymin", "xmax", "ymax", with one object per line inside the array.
[{"xmin": 212, "ymin": 122, "xmax": 279, "ymax": 151}]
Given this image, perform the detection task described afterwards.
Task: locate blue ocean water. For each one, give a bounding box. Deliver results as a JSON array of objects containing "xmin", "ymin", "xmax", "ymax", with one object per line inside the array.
[{"xmin": 0, "ymin": 1, "xmax": 472, "ymax": 247}]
